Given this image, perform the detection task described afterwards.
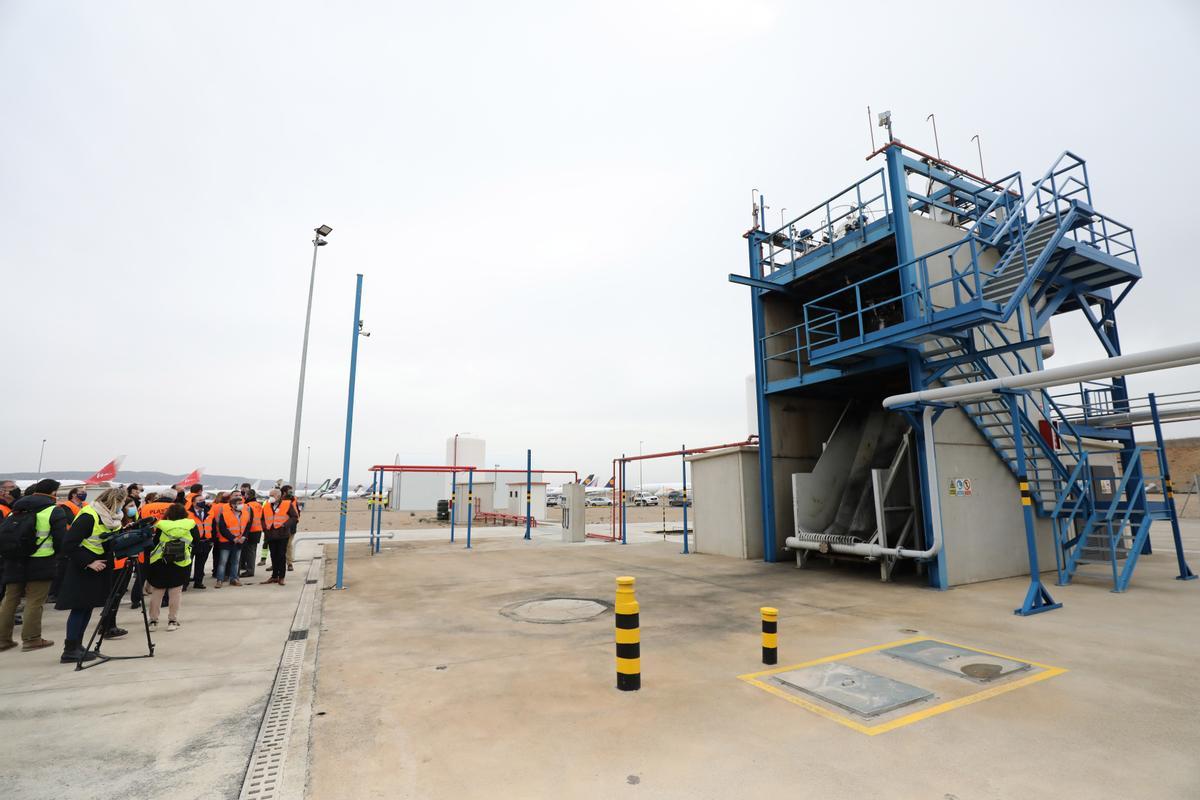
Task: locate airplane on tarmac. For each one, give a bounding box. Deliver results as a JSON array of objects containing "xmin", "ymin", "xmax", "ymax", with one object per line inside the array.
[
  {"xmin": 294, "ymin": 478, "xmax": 340, "ymax": 499},
  {"xmin": 137, "ymin": 467, "xmax": 205, "ymax": 497},
  {"xmin": 11, "ymin": 456, "xmax": 124, "ymax": 491}
]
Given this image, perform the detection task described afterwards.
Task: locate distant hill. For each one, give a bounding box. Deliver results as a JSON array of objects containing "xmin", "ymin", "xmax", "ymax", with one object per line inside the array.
[{"xmin": 0, "ymin": 469, "xmax": 322, "ymax": 490}]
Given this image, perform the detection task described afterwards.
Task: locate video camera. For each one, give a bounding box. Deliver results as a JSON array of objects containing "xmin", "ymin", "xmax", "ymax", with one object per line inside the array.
[{"xmin": 106, "ymin": 517, "xmax": 157, "ymax": 560}]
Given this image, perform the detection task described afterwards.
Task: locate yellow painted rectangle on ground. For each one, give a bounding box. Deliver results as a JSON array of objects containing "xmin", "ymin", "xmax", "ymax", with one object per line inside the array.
[{"xmin": 737, "ymin": 636, "xmax": 1066, "ymax": 736}]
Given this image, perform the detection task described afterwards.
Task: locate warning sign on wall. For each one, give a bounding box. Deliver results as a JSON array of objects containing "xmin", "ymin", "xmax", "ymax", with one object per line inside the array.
[{"xmin": 948, "ymin": 478, "xmax": 973, "ymax": 497}]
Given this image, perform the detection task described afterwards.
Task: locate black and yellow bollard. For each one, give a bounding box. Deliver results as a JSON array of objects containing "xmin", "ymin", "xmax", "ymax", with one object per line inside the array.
[
  {"xmin": 761, "ymin": 607, "xmax": 778, "ymax": 665},
  {"xmin": 615, "ymin": 576, "xmax": 640, "ymax": 691}
]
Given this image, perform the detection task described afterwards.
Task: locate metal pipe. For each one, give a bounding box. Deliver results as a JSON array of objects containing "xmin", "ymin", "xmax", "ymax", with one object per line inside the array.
[
  {"xmin": 681, "ymin": 444, "xmax": 689, "ymax": 555},
  {"xmin": 884, "ymin": 342, "xmax": 1200, "ymax": 408},
  {"xmin": 466, "ymin": 468, "xmax": 474, "ymax": 549},
  {"xmin": 620, "ymin": 437, "xmax": 758, "ymax": 463},
  {"xmin": 785, "ymin": 405, "xmax": 944, "ymax": 561},
  {"xmin": 524, "ymin": 449, "xmax": 532, "ymax": 541},
  {"xmin": 334, "ymin": 273, "xmax": 364, "ymax": 590}
]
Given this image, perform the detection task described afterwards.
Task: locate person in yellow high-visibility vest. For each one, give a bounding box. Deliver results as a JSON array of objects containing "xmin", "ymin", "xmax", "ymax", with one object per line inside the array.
[
  {"xmin": 0, "ymin": 479, "xmax": 67, "ymax": 652},
  {"xmin": 146, "ymin": 503, "xmax": 196, "ymax": 632},
  {"xmin": 54, "ymin": 487, "xmax": 127, "ymax": 664}
]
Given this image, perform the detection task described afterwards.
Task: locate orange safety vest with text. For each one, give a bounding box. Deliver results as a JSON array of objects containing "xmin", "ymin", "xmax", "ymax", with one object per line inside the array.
[{"xmin": 140, "ymin": 502, "xmax": 172, "ymax": 522}]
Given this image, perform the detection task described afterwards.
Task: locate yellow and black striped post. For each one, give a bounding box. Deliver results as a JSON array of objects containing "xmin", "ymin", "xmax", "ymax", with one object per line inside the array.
[
  {"xmin": 615, "ymin": 576, "xmax": 640, "ymax": 691},
  {"xmin": 761, "ymin": 607, "xmax": 778, "ymax": 665}
]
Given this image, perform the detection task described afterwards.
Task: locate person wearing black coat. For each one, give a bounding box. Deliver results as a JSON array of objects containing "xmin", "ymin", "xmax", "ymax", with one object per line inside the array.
[
  {"xmin": 0, "ymin": 479, "xmax": 66, "ymax": 653},
  {"xmin": 55, "ymin": 487, "xmax": 128, "ymax": 663}
]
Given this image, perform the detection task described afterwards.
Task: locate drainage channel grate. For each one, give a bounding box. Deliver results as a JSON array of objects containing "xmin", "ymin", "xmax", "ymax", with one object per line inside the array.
[{"xmin": 239, "ymin": 556, "xmax": 323, "ymax": 800}]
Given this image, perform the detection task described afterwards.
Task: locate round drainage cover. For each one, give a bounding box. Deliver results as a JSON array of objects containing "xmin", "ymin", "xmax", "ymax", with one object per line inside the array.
[
  {"xmin": 501, "ymin": 597, "xmax": 610, "ymax": 624},
  {"xmin": 961, "ymin": 662, "xmax": 1004, "ymax": 681}
]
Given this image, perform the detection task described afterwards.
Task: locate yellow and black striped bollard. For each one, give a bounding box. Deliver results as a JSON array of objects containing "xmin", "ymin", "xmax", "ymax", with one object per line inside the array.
[
  {"xmin": 615, "ymin": 576, "xmax": 640, "ymax": 691},
  {"xmin": 761, "ymin": 607, "xmax": 778, "ymax": 665}
]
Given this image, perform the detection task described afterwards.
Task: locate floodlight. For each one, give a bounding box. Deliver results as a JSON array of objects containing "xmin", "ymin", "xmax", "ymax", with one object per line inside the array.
[{"xmin": 315, "ymin": 224, "xmax": 333, "ymax": 237}]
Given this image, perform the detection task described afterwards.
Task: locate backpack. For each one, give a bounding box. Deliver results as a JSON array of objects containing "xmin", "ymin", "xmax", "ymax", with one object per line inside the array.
[
  {"xmin": 161, "ymin": 538, "xmax": 188, "ymax": 562},
  {"xmin": 0, "ymin": 508, "xmax": 39, "ymax": 558}
]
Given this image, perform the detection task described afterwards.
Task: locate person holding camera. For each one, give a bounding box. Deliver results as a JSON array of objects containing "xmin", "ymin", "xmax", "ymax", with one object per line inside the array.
[
  {"xmin": 55, "ymin": 487, "xmax": 127, "ymax": 664},
  {"xmin": 145, "ymin": 503, "xmax": 195, "ymax": 632}
]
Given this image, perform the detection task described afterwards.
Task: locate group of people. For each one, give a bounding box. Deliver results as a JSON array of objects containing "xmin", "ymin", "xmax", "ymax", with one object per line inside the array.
[{"xmin": 0, "ymin": 478, "xmax": 302, "ymax": 663}]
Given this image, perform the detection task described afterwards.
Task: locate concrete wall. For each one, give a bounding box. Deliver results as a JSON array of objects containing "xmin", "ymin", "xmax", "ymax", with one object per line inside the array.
[
  {"xmin": 766, "ymin": 395, "xmax": 846, "ymax": 557},
  {"xmin": 689, "ymin": 446, "xmax": 762, "ymax": 559},
  {"xmin": 389, "ymin": 471, "xmax": 444, "ymax": 511},
  {"xmin": 506, "ymin": 484, "xmax": 547, "ymax": 520},
  {"xmin": 932, "ymin": 407, "xmax": 1057, "ymax": 585}
]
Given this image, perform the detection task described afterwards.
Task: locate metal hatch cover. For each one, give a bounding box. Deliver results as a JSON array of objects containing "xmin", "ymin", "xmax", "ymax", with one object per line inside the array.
[
  {"xmin": 883, "ymin": 640, "xmax": 1031, "ymax": 683},
  {"xmin": 773, "ymin": 662, "xmax": 933, "ymax": 717}
]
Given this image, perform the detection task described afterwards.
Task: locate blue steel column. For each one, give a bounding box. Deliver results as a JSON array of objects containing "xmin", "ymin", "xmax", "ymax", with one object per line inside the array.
[
  {"xmin": 375, "ymin": 468, "xmax": 383, "ymax": 553},
  {"xmin": 368, "ymin": 469, "xmax": 378, "ymax": 555},
  {"xmin": 466, "ymin": 468, "xmax": 474, "ymax": 549},
  {"xmin": 524, "ymin": 448, "xmax": 532, "ymax": 540},
  {"xmin": 1149, "ymin": 393, "xmax": 1197, "ymax": 580},
  {"xmin": 334, "ymin": 273, "xmax": 364, "ymax": 591},
  {"xmin": 681, "ymin": 444, "xmax": 689, "ymax": 555},
  {"xmin": 747, "ymin": 230, "xmax": 777, "ymax": 562},
  {"xmin": 1005, "ymin": 390, "xmax": 1062, "ymax": 615},
  {"xmin": 885, "ymin": 145, "xmax": 947, "ymax": 589}
]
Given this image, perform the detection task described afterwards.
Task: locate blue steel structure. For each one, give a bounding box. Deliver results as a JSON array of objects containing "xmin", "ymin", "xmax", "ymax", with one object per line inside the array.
[
  {"xmin": 334, "ymin": 273, "xmax": 366, "ymax": 591},
  {"xmin": 734, "ymin": 139, "xmax": 1194, "ymax": 602}
]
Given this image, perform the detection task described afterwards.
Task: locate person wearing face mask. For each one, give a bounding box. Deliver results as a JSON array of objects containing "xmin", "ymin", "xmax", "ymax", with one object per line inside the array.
[
  {"xmin": 95, "ymin": 498, "xmax": 142, "ymax": 638},
  {"xmin": 261, "ymin": 489, "xmax": 296, "ymax": 586},
  {"xmin": 187, "ymin": 487, "xmax": 212, "ymax": 590},
  {"xmin": 239, "ymin": 487, "xmax": 265, "ymax": 580},
  {"xmin": 55, "ymin": 487, "xmax": 128, "ymax": 663},
  {"xmin": 281, "ymin": 485, "xmax": 301, "ymax": 572},
  {"xmin": 213, "ymin": 493, "xmax": 249, "ymax": 588}
]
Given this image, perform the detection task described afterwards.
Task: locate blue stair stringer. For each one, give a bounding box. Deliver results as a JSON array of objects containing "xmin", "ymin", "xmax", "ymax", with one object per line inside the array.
[{"xmin": 919, "ymin": 322, "xmax": 1164, "ymax": 593}]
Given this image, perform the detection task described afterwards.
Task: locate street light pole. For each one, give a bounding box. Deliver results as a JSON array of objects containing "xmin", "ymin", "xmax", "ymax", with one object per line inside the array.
[
  {"xmin": 289, "ymin": 225, "xmax": 333, "ymax": 487},
  {"xmin": 37, "ymin": 439, "xmax": 46, "ymax": 474},
  {"xmin": 305, "ymin": 446, "xmax": 311, "ymax": 490},
  {"xmin": 335, "ymin": 273, "xmax": 366, "ymax": 590}
]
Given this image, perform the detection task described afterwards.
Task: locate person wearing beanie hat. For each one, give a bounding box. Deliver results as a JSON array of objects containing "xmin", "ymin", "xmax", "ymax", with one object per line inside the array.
[{"xmin": 0, "ymin": 478, "xmax": 65, "ymax": 652}]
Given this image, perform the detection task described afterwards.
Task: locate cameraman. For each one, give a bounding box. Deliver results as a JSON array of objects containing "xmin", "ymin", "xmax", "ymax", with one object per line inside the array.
[{"xmin": 55, "ymin": 487, "xmax": 127, "ymax": 664}]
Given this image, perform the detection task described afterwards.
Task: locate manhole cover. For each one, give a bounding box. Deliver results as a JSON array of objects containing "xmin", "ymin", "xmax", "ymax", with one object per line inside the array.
[
  {"xmin": 773, "ymin": 662, "xmax": 933, "ymax": 717},
  {"xmin": 882, "ymin": 640, "xmax": 1030, "ymax": 683},
  {"xmin": 500, "ymin": 597, "xmax": 610, "ymax": 624}
]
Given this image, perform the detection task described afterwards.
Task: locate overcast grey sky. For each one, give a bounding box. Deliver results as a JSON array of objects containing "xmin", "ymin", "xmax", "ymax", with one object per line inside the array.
[{"xmin": 2, "ymin": 1, "xmax": 1198, "ymax": 486}]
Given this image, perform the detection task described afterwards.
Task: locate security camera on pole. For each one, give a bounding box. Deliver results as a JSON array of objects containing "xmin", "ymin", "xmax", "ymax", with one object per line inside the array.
[{"xmin": 290, "ymin": 224, "xmax": 333, "ymax": 488}]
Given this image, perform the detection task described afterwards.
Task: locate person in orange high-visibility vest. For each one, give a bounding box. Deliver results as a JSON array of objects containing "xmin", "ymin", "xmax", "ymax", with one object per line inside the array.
[
  {"xmin": 261, "ymin": 489, "xmax": 298, "ymax": 585},
  {"xmin": 186, "ymin": 486, "xmax": 213, "ymax": 590},
  {"xmin": 239, "ymin": 487, "xmax": 265, "ymax": 579},
  {"xmin": 281, "ymin": 485, "xmax": 301, "ymax": 572},
  {"xmin": 212, "ymin": 494, "xmax": 249, "ymax": 587}
]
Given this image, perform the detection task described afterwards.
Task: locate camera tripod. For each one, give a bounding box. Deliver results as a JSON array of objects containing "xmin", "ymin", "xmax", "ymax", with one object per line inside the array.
[{"xmin": 76, "ymin": 559, "xmax": 155, "ymax": 671}]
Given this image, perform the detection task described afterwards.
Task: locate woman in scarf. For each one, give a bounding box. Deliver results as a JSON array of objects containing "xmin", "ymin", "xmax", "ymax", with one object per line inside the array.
[{"xmin": 55, "ymin": 487, "xmax": 127, "ymax": 663}]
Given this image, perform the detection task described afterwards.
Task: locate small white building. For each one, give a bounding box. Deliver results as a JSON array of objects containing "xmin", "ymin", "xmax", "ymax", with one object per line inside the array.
[{"xmin": 506, "ymin": 481, "xmax": 547, "ymax": 520}]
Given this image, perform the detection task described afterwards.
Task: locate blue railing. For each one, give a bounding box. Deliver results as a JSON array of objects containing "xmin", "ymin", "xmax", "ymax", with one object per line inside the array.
[
  {"xmin": 759, "ymin": 169, "xmax": 890, "ymax": 275},
  {"xmin": 796, "ymin": 234, "xmax": 1002, "ymax": 353}
]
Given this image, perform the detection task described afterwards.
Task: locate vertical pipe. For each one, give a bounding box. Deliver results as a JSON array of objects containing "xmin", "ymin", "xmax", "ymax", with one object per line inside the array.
[
  {"xmin": 1149, "ymin": 393, "xmax": 1197, "ymax": 580},
  {"xmin": 368, "ymin": 470, "xmax": 377, "ymax": 555},
  {"xmin": 466, "ymin": 468, "xmax": 474, "ymax": 549},
  {"xmin": 449, "ymin": 468, "xmax": 457, "ymax": 544},
  {"xmin": 681, "ymin": 444, "xmax": 689, "ymax": 555},
  {"xmin": 524, "ymin": 448, "xmax": 532, "ymax": 540},
  {"xmin": 620, "ymin": 456, "xmax": 627, "ymax": 545},
  {"xmin": 375, "ymin": 468, "xmax": 383, "ymax": 554},
  {"xmin": 334, "ymin": 273, "xmax": 364, "ymax": 591}
]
